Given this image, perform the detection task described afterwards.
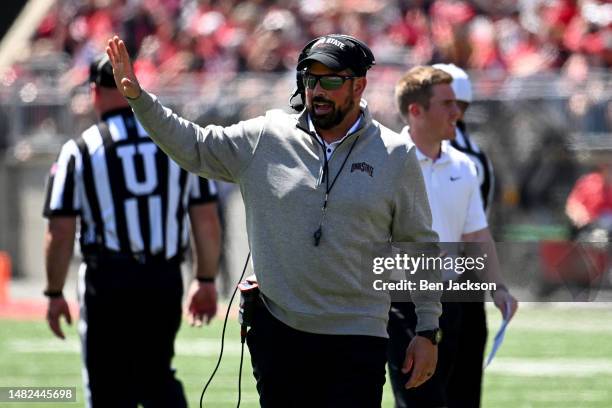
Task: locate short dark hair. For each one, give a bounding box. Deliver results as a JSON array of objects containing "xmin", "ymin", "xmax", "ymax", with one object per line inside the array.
[{"xmin": 395, "ymin": 66, "xmax": 453, "ymax": 119}]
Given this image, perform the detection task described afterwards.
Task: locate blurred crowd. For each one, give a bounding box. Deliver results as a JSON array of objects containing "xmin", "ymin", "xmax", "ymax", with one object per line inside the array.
[
  {"xmin": 27, "ymin": 0, "xmax": 612, "ymax": 90},
  {"xmin": 0, "ymin": 0, "xmax": 610, "ymax": 247}
]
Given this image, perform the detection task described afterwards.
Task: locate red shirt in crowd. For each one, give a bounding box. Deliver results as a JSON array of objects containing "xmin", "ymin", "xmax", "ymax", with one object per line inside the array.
[{"xmin": 566, "ymin": 171, "xmax": 612, "ymax": 226}]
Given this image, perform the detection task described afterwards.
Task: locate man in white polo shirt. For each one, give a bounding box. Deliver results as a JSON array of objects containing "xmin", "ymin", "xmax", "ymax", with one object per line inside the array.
[
  {"xmin": 387, "ymin": 66, "xmax": 518, "ymax": 408},
  {"xmin": 433, "ymin": 62, "xmax": 496, "ymax": 407}
]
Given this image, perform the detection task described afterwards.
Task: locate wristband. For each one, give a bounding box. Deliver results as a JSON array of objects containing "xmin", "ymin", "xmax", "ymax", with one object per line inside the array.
[
  {"xmin": 196, "ymin": 276, "xmax": 215, "ymax": 283},
  {"xmin": 43, "ymin": 289, "xmax": 64, "ymax": 298}
]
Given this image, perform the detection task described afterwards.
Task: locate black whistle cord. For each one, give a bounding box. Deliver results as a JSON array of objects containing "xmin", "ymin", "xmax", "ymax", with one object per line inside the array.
[
  {"xmin": 237, "ymin": 339, "xmax": 246, "ymax": 407},
  {"xmin": 199, "ymin": 251, "xmax": 251, "ymax": 408},
  {"xmin": 313, "ymin": 134, "xmax": 360, "ymax": 246}
]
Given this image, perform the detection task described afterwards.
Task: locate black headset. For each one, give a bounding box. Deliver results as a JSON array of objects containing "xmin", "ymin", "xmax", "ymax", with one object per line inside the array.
[{"xmin": 289, "ymin": 34, "xmax": 376, "ymax": 111}]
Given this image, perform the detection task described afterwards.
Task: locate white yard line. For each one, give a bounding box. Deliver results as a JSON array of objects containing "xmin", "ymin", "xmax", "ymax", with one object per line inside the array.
[
  {"xmin": 7, "ymin": 338, "xmax": 245, "ymax": 356},
  {"xmin": 499, "ymin": 319, "xmax": 612, "ymax": 333},
  {"xmin": 486, "ymin": 303, "xmax": 612, "ymax": 332},
  {"xmin": 487, "ymin": 358, "xmax": 612, "ymax": 377},
  {"xmin": 8, "ymin": 338, "xmax": 612, "ymax": 378}
]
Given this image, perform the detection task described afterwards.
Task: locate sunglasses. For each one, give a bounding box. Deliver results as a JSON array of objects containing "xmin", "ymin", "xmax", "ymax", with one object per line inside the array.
[{"xmin": 302, "ymin": 73, "xmax": 356, "ymax": 90}]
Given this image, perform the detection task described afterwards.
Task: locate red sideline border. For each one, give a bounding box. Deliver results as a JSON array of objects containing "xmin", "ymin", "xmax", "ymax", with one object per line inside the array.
[
  {"xmin": 0, "ymin": 299, "xmax": 80, "ymax": 320},
  {"xmin": 0, "ymin": 300, "xmax": 237, "ymax": 321}
]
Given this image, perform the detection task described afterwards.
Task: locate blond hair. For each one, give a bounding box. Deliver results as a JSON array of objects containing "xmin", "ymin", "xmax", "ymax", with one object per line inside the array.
[{"xmin": 395, "ymin": 66, "xmax": 453, "ymax": 119}]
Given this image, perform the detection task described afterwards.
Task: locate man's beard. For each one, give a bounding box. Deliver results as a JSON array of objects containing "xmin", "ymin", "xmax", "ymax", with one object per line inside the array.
[{"xmin": 309, "ymin": 94, "xmax": 355, "ymax": 130}]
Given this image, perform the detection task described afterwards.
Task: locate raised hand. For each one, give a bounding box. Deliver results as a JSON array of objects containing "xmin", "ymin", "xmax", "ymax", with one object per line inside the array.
[{"xmin": 106, "ymin": 36, "xmax": 142, "ymax": 99}]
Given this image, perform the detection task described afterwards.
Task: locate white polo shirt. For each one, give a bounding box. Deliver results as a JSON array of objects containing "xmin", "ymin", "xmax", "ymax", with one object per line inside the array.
[{"xmin": 400, "ymin": 127, "xmax": 487, "ymax": 242}]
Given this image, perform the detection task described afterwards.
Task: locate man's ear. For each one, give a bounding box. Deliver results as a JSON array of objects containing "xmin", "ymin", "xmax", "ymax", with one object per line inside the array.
[
  {"xmin": 353, "ymin": 77, "xmax": 367, "ymax": 98},
  {"xmin": 408, "ymin": 103, "xmax": 422, "ymax": 118}
]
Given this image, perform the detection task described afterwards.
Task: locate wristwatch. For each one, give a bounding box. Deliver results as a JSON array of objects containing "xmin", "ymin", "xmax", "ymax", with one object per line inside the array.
[{"xmin": 416, "ymin": 328, "xmax": 442, "ymax": 345}]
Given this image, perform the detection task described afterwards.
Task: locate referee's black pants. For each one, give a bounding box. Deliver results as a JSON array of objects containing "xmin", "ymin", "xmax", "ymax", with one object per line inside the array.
[
  {"xmin": 78, "ymin": 259, "xmax": 187, "ymax": 408},
  {"xmin": 246, "ymin": 301, "xmax": 388, "ymax": 408},
  {"xmin": 387, "ymin": 300, "xmax": 487, "ymax": 408}
]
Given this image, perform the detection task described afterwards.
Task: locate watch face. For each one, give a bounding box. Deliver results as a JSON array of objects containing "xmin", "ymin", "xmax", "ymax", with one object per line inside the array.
[{"xmin": 418, "ymin": 330, "xmax": 442, "ymax": 345}]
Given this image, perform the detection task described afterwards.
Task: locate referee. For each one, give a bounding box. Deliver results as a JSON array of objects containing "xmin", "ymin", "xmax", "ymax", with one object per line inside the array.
[{"xmin": 43, "ymin": 54, "xmax": 221, "ymax": 407}]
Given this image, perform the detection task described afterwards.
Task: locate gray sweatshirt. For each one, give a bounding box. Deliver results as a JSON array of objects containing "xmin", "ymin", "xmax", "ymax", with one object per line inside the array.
[{"xmin": 129, "ymin": 92, "xmax": 441, "ymax": 337}]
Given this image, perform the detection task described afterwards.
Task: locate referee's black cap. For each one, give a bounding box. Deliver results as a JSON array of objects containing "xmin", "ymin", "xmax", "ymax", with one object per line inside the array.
[{"xmin": 89, "ymin": 54, "xmax": 116, "ymax": 88}]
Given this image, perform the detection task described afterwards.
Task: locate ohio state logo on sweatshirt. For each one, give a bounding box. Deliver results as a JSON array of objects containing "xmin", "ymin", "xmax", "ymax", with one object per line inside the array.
[{"xmin": 350, "ymin": 162, "xmax": 374, "ymax": 177}]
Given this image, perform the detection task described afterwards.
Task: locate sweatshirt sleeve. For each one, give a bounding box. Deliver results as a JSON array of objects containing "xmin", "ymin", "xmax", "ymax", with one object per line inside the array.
[
  {"xmin": 129, "ymin": 91, "xmax": 264, "ymax": 183},
  {"xmin": 391, "ymin": 146, "xmax": 442, "ymax": 332}
]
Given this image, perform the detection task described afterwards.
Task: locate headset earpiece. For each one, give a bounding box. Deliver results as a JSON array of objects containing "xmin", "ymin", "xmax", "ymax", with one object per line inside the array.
[
  {"xmin": 289, "ymin": 70, "xmax": 306, "ymax": 111},
  {"xmin": 290, "ymin": 38, "xmax": 319, "ymax": 111}
]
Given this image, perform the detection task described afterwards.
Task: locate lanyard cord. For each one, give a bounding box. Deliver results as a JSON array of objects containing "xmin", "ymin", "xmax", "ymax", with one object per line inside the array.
[{"xmin": 313, "ymin": 134, "xmax": 360, "ymax": 246}]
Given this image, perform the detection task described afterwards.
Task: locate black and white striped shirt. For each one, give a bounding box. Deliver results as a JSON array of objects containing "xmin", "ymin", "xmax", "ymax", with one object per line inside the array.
[
  {"xmin": 43, "ymin": 108, "xmax": 217, "ymax": 260},
  {"xmin": 451, "ymin": 121, "xmax": 495, "ymax": 212}
]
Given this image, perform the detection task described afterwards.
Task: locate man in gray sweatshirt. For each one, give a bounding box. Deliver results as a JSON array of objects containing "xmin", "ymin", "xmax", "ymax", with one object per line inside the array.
[{"xmin": 106, "ymin": 34, "xmax": 441, "ymax": 407}]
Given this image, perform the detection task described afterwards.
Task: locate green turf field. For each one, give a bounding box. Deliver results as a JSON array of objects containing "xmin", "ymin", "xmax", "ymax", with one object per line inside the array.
[{"xmin": 1, "ymin": 304, "xmax": 611, "ymax": 407}]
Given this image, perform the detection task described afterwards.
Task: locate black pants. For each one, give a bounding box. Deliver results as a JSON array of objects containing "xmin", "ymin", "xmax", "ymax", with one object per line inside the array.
[
  {"xmin": 446, "ymin": 302, "xmax": 487, "ymax": 408},
  {"xmin": 246, "ymin": 302, "xmax": 388, "ymax": 408},
  {"xmin": 79, "ymin": 260, "xmax": 187, "ymax": 408},
  {"xmin": 387, "ymin": 301, "xmax": 487, "ymax": 408}
]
